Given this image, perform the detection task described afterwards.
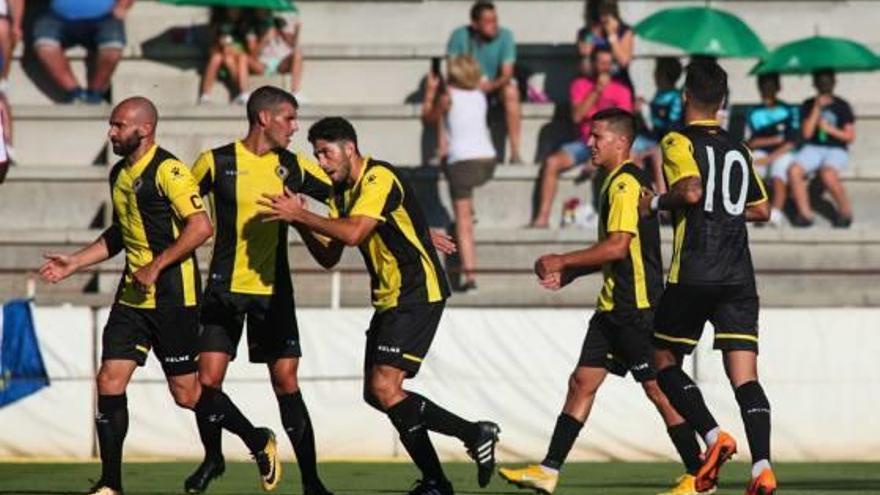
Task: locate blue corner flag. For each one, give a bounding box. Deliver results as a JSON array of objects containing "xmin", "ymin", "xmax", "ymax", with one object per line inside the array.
[{"xmin": 0, "ymin": 299, "xmax": 50, "ymax": 407}]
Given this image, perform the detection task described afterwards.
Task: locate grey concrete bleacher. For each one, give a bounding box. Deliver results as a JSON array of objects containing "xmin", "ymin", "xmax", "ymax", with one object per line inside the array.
[
  {"xmin": 2, "ymin": 226, "xmax": 878, "ymax": 307},
  {"xmin": 2, "ymin": 0, "xmax": 878, "ymax": 307}
]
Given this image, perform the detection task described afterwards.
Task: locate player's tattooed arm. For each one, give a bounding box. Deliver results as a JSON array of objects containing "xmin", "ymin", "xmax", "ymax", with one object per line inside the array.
[{"xmin": 639, "ymin": 176, "xmax": 702, "ymax": 216}]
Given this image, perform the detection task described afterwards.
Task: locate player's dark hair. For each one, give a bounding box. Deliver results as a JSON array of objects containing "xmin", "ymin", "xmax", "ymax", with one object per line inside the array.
[
  {"xmin": 247, "ymin": 86, "xmax": 298, "ymax": 126},
  {"xmin": 470, "ymin": 1, "xmax": 495, "ymax": 21},
  {"xmin": 684, "ymin": 60, "xmax": 728, "ymax": 111},
  {"xmin": 655, "ymin": 57, "xmax": 683, "ymax": 88},
  {"xmin": 308, "ymin": 117, "xmax": 359, "ymax": 151},
  {"xmin": 590, "ymin": 45, "xmax": 613, "ymax": 62},
  {"xmin": 592, "ymin": 107, "xmax": 636, "ymax": 144}
]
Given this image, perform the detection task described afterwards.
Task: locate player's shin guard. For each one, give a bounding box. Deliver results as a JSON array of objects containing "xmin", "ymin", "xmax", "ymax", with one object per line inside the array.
[
  {"xmin": 541, "ymin": 413, "xmax": 584, "ymax": 470},
  {"xmin": 666, "ymin": 422, "xmax": 702, "ymax": 475},
  {"xmin": 656, "ymin": 367, "xmax": 719, "ymax": 438},
  {"xmin": 278, "ymin": 392, "xmax": 320, "ymax": 486},
  {"xmin": 196, "ymin": 408, "xmax": 224, "ymax": 462},
  {"xmin": 410, "ymin": 392, "xmax": 480, "ymax": 444},
  {"xmin": 734, "ymin": 381, "xmax": 771, "ymax": 463},
  {"xmin": 387, "ymin": 394, "xmax": 446, "ymax": 482},
  {"xmin": 96, "ymin": 394, "xmax": 129, "ymax": 491},
  {"xmin": 195, "ymin": 386, "xmax": 266, "ymax": 453}
]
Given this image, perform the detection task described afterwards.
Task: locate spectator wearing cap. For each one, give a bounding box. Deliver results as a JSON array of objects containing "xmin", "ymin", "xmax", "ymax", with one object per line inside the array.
[
  {"xmin": 446, "ymin": 1, "xmax": 521, "ymax": 164},
  {"xmin": 788, "ymin": 70, "xmax": 854, "ymax": 228},
  {"xmin": 32, "ymin": 0, "xmax": 133, "ymax": 104},
  {"xmin": 746, "ymin": 73, "xmax": 799, "ymax": 227}
]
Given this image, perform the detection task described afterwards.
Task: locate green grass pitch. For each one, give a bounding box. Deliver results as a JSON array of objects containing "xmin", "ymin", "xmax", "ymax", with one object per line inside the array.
[{"xmin": 0, "ymin": 461, "xmax": 877, "ymax": 494}]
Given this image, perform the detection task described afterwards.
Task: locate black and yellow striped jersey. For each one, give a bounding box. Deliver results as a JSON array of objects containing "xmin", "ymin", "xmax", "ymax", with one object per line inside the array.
[
  {"xmin": 191, "ymin": 141, "xmax": 333, "ymax": 295},
  {"xmin": 330, "ymin": 157, "xmax": 450, "ymax": 311},
  {"xmin": 104, "ymin": 145, "xmax": 205, "ymax": 309},
  {"xmin": 661, "ymin": 121, "xmax": 768, "ymax": 285},
  {"xmin": 596, "ymin": 161, "xmax": 664, "ymax": 312}
]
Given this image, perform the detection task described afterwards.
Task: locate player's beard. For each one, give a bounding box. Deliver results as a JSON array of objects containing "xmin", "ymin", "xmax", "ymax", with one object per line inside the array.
[{"xmin": 111, "ymin": 133, "xmax": 141, "ymax": 157}]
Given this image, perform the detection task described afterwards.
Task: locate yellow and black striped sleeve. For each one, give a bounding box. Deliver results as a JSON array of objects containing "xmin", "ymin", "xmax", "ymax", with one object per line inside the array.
[
  {"xmin": 156, "ymin": 159, "xmax": 206, "ymax": 220},
  {"xmin": 282, "ymin": 151, "xmax": 334, "ymax": 202},
  {"xmin": 745, "ymin": 149, "xmax": 769, "ymax": 206},
  {"xmin": 190, "ymin": 151, "xmax": 215, "ymax": 197},
  {"xmin": 606, "ymin": 174, "xmax": 640, "ymax": 235},
  {"xmin": 350, "ymin": 167, "xmax": 400, "ymax": 222},
  {"xmin": 661, "ymin": 131, "xmax": 701, "ymax": 186}
]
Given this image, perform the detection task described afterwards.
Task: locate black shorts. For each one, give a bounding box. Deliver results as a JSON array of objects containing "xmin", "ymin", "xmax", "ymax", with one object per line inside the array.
[
  {"xmin": 102, "ymin": 303, "xmax": 199, "ymax": 376},
  {"xmin": 653, "ymin": 283, "xmax": 759, "ymax": 355},
  {"xmin": 364, "ymin": 302, "xmax": 444, "ymax": 378},
  {"xmin": 578, "ymin": 310, "xmax": 656, "ymax": 382},
  {"xmin": 199, "ymin": 288, "xmax": 301, "ymax": 363}
]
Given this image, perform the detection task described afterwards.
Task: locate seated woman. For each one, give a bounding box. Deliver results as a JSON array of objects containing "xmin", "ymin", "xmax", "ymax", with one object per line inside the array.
[{"xmin": 422, "ymin": 56, "xmax": 497, "ymax": 292}]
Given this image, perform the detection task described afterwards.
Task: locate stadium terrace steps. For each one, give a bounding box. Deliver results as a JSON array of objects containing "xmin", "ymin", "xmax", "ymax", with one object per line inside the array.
[
  {"xmin": 4, "ymin": 165, "xmax": 880, "ymax": 231},
  {"xmin": 3, "ymin": 165, "xmax": 880, "ymax": 230},
  {"xmin": 8, "ymin": 0, "xmax": 880, "ymax": 107},
  {"xmin": 12, "ymin": 104, "xmax": 880, "ymax": 177},
  {"xmin": 1, "ymin": 226, "xmax": 878, "ymax": 307}
]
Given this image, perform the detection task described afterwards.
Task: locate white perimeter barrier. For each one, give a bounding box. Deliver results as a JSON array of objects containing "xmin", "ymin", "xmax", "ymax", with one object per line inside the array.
[{"xmin": 0, "ymin": 306, "xmax": 878, "ymax": 462}]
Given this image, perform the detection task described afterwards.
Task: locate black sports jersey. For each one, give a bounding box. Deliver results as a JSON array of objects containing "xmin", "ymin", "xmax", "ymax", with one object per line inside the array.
[
  {"xmin": 661, "ymin": 121, "xmax": 767, "ymax": 285},
  {"xmin": 104, "ymin": 145, "xmax": 205, "ymax": 309},
  {"xmin": 330, "ymin": 157, "xmax": 451, "ymax": 311},
  {"xmin": 191, "ymin": 141, "xmax": 333, "ymax": 295},
  {"xmin": 596, "ymin": 161, "xmax": 664, "ymax": 312}
]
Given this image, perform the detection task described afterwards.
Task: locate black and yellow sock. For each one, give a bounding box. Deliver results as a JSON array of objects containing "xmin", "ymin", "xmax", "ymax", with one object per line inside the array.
[
  {"xmin": 657, "ymin": 367, "xmax": 718, "ymax": 437},
  {"xmin": 387, "ymin": 395, "xmax": 446, "ymax": 482},
  {"xmin": 735, "ymin": 381, "xmax": 771, "ymax": 463},
  {"xmin": 667, "ymin": 422, "xmax": 702, "ymax": 474},
  {"xmin": 96, "ymin": 394, "xmax": 129, "ymax": 491},
  {"xmin": 195, "ymin": 386, "xmax": 266, "ymax": 453},
  {"xmin": 541, "ymin": 413, "xmax": 584, "ymax": 470},
  {"xmin": 278, "ymin": 392, "xmax": 320, "ymax": 486}
]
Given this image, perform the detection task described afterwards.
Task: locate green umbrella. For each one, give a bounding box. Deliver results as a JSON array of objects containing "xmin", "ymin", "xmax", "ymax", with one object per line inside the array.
[
  {"xmin": 158, "ymin": 0, "xmax": 297, "ymax": 11},
  {"xmin": 751, "ymin": 35, "xmax": 880, "ymax": 75},
  {"xmin": 634, "ymin": 6, "xmax": 767, "ymax": 58}
]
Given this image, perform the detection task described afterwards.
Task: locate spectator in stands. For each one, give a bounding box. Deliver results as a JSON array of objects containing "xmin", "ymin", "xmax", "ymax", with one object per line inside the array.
[
  {"xmin": 529, "ymin": 47, "xmax": 631, "ymax": 228},
  {"xmin": 447, "ymin": 1, "xmax": 522, "ymax": 164},
  {"xmin": 632, "ymin": 56, "xmax": 683, "ymax": 195},
  {"xmin": 746, "ymin": 73, "xmax": 799, "ymax": 227},
  {"xmin": 577, "ymin": 0, "xmax": 634, "ymax": 91},
  {"xmin": 32, "ymin": 0, "xmax": 132, "ymax": 104},
  {"xmin": 199, "ymin": 7, "xmax": 250, "ymax": 105},
  {"xmin": 788, "ymin": 70, "xmax": 855, "ymax": 228},
  {"xmin": 0, "ymin": 0, "xmax": 23, "ymax": 92},
  {"xmin": 423, "ymin": 55, "xmax": 496, "ymax": 292},
  {"xmin": 246, "ymin": 9, "xmax": 304, "ymax": 100}
]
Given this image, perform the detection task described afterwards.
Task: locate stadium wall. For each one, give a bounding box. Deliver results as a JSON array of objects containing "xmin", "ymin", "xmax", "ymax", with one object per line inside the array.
[{"xmin": 0, "ymin": 306, "xmax": 877, "ymax": 462}]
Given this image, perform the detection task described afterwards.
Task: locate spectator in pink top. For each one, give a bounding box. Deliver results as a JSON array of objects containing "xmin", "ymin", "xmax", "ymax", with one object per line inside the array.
[{"xmin": 530, "ymin": 47, "xmax": 631, "ymax": 228}]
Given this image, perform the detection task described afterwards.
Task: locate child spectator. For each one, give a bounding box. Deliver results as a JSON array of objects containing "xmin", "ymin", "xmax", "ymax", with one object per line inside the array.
[
  {"xmin": 632, "ymin": 57, "xmax": 683, "ymax": 194},
  {"xmin": 199, "ymin": 7, "xmax": 250, "ymax": 105},
  {"xmin": 789, "ymin": 70, "xmax": 854, "ymax": 227},
  {"xmin": 246, "ymin": 9, "xmax": 304, "ymax": 99},
  {"xmin": 746, "ymin": 73, "xmax": 799, "ymax": 227}
]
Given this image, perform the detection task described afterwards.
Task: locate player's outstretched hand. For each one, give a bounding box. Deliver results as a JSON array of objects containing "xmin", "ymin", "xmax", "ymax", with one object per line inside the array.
[
  {"xmin": 638, "ymin": 186, "xmax": 656, "ymax": 218},
  {"xmin": 38, "ymin": 253, "xmax": 77, "ymax": 283},
  {"xmin": 258, "ymin": 186, "xmax": 307, "ymax": 223},
  {"xmin": 429, "ymin": 229, "xmax": 457, "ymax": 255}
]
